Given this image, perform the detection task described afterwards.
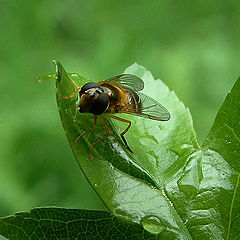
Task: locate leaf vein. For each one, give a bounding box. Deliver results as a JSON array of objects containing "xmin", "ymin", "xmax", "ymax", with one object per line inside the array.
[
  {"xmin": 227, "ymin": 173, "xmax": 240, "ymax": 240},
  {"xmin": 223, "ymin": 122, "xmax": 240, "ymax": 145}
]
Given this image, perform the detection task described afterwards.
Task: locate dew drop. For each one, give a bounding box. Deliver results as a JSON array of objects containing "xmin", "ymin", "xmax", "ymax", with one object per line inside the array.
[
  {"xmin": 70, "ymin": 73, "xmax": 79, "ymax": 77},
  {"xmin": 140, "ymin": 215, "xmax": 166, "ymax": 234}
]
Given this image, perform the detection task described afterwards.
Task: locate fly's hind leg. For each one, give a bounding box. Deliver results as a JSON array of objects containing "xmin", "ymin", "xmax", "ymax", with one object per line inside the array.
[
  {"xmin": 107, "ymin": 115, "xmax": 134, "ymax": 154},
  {"xmin": 61, "ymin": 77, "xmax": 81, "ymax": 99}
]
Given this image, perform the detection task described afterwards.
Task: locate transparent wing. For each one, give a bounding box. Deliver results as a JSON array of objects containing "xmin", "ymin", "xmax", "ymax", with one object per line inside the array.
[
  {"xmin": 100, "ymin": 74, "xmax": 144, "ymax": 91},
  {"xmin": 122, "ymin": 92, "xmax": 170, "ymax": 121}
]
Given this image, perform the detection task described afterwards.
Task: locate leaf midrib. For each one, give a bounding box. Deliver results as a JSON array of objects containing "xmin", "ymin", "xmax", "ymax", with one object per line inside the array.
[{"xmin": 227, "ymin": 172, "xmax": 240, "ymax": 240}]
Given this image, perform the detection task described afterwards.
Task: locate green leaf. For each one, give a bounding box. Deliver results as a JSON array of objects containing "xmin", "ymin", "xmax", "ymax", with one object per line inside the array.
[
  {"xmin": 52, "ymin": 61, "xmax": 192, "ymax": 239},
  {"xmin": 201, "ymin": 78, "xmax": 240, "ymax": 240},
  {"xmin": 203, "ymin": 78, "xmax": 240, "ymax": 171},
  {"xmin": 52, "ymin": 62, "xmax": 240, "ymax": 239},
  {"xmin": 1, "ymin": 62, "xmax": 239, "ymax": 239},
  {"xmin": 164, "ymin": 78, "xmax": 240, "ymax": 239},
  {"xmin": 0, "ymin": 208, "xmax": 159, "ymax": 240}
]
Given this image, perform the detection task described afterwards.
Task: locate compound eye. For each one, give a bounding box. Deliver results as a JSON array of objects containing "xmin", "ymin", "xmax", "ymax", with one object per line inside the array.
[
  {"xmin": 91, "ymin": 92, "xmax": 109, "ymax": 115},
  {"xmin": 80, "ymin": 82, "xmax": 99, "ymax": 95}
]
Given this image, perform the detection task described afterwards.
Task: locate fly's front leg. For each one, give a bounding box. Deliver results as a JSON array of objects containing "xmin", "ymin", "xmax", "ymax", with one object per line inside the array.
[
  {"xmin": 89, "ymin": 116, "xmax": 112, "ymax": 160},
  {"xmin": 75, "ymin": 115, "xmax": 97, "ymax": 147},
  {"xmin": 61, "ymin": 77, "xmax": 81, "ymax": 99}
]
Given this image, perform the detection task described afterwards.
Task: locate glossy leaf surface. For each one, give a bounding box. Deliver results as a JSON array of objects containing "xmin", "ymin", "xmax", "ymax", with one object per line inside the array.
[
  {"xmin": 52, "ymin": 61, "xmax": 192, "ymax": 239},
  {"xmin": 0, "ymin": 62, "xmax": 239, "ymax": 240}
]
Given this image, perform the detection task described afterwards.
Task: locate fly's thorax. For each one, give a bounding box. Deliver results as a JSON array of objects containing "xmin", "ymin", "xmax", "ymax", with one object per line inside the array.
[
  {"xmin": 100, "ymin": 83, "xmax": 129, "ymax": 112},
  {"xmin": 100, "ymin": 84, "xmax": 122, "ymax": 103}
]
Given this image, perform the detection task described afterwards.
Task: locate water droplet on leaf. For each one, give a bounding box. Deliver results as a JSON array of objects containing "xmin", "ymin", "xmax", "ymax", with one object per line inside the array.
[
  {"xmin": 141, "ymin": 215, "xmax": 166, "ymax": 234},
  {"xmin": 70, "ymin": 73, "xmax": 79, "ymax": 78}
]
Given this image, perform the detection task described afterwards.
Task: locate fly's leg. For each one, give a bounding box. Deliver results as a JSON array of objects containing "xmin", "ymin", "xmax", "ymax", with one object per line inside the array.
[
  {"xmin": 61, "ymin": 77, "xmax": 81, "ymax": 99},
  {"xmin": 89, "ymin": 116, "xmax": 112, "ymax": 160},
  {"xmin": 61, "ymin": 88, "xmax": 81, "ymax": 99},
  {"xmin": 75, "ymin": 115, "xmax": 97, "ymax": 147},
  {"xmin": 107, "ymin": 115, "xmax": 134, "ymax": 154}
]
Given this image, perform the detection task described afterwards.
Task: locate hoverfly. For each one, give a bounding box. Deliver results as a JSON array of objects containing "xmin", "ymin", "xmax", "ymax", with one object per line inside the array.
[{"xmin": 62, "ymin": 74, "xmax": 170, "ymax": 159}]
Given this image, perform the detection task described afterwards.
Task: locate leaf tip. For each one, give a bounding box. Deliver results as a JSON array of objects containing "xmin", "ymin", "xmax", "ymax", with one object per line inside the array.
[
  {"xmin": 52, "ymin": 59, "xmax": 58, "ymax": 72},
  {"xmin": 52, "ymin": 59, "xmax": 58, "ymax": 64},
  {"xmin": 52, "ymin": 60, "xmax": 65, "ymax": 83}
]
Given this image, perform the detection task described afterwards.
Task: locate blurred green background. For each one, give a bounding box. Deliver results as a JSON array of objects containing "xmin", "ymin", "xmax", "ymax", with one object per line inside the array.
[{"xmin": 0, "ymin": 0, "xmax": 239, "ymax": 217}]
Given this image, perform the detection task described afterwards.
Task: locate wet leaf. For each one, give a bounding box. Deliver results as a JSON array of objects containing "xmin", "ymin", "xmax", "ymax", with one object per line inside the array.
[
  {"xmin": 51, "ymin": 61, "xmax": 192, "ymax": 239},
  {"xmin": 0, "ymin": 62, "xmax": 239, "ymax": 240}
]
